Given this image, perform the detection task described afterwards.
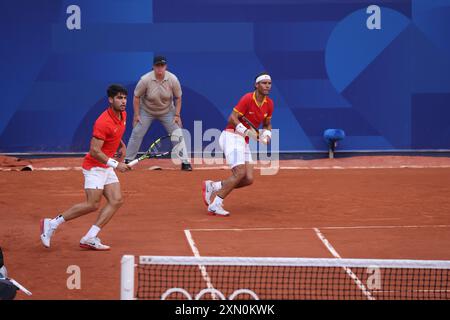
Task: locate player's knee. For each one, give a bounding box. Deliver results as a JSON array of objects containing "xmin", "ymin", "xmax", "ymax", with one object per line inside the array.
[
  {"xmin": 87, "ymin": 201, "xmax": 101, "ymax": 212},
  {"xmin": 233, "ymin": 168, "xmax": 247, "ymax": 181},
  {"xmin": 244, "ymin": 176, "xmax": 254, "ymax": 186},
  {"xmin": 109, "ymin": 197, "xmax": 124, "ymax": 208}
]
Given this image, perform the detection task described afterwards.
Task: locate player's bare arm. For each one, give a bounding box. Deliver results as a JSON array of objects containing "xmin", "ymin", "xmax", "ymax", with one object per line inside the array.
[
  {"xmin": 115, "ymin": 140, "xmax": 127, "ymax": 162},
  {"xmin": 263, "ymin": 117, "xmax": 272, "ymax": 131},
  {"xmin": 227, "ymin": 110, "xmax": 257, "ymax": 140},
  {"xmin": 89, "ymin": 137, "xmax": 130, "ymax": 172},
  {"xmin": 228, "ymin": 110, "xmax": 242, "ymax": 128}
]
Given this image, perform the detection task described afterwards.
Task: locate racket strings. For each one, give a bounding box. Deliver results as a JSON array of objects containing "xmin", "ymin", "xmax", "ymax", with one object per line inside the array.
[
  {"xmin": 152, "ymin": 137, "xmax": 172, "ymax": 156},
  {"xmin": 149, "ymin": 139, "xmax": 162, "ymax": 155}
]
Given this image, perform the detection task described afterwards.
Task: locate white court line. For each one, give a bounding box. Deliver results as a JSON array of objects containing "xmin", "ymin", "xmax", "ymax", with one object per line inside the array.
[
  {"xmin": 187, "ymin": 225, "xmax": 450, "ymax": 299},
  {"xmin": 372, "ymin": 289, "xmax": 450, "ymax": 296},
  {"xmin": 184, "ymin": 229, "xmax": 202, "ymax": 258},
  {"xmin": 183, "ymin": 229, "xmax": 218, "ymax": 300},
  {"xmin": 283, "ymin": 165, "xmax": 450, "ymax": 170},
  {"xmin": 186, "ymin": 225, "xmax": 450, "ymax": 299},
  {"xmin": 25, "ymin": 165, "xmax": 450, "ymax": 171},
  {"xmin": 313, "ymin": 228, "xmax": 375, "ymax": 300},
  {"xmin": 187, "ymin": 224, "xmax": 450, "ymax": 232},
  {"xmin": 34, "ymin": 167, "xmax": 82, "ymax": 171}
]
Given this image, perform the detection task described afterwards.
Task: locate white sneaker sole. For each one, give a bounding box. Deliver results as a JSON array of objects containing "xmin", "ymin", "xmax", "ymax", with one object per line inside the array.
[
  {"xmin": 202, "ymin": 181, "xmax": 212, "ymax": 207},
  {"xmin": 207, "ymin": 210, "xmax": 230, "ymax": 217},
  {"xmin": 79, "ymin": 243, "xmax": 110, "ymax": 251},
  {"xmin": 40, "ymin": 219, "xmax": 50, "ymax": 248}
]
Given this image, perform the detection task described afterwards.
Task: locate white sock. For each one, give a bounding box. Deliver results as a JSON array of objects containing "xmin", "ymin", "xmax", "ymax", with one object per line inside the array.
[
  {"xmin": 212, "ymin": 181, "xmax": 222, "ymax": 191},
  {"xmin": 50, "ymin": 214, "xmax": 65, "ymax": 229},
  {"xmin": 212, "ymin": 195, "xmax": 224, "ymax": 206},
  {"xmin": 83, "ymin": 225, "xmax": 101, "ymax": 240}
]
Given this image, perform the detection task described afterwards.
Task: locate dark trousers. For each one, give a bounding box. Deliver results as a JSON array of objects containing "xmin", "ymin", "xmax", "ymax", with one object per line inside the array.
[{"xmin": 0, "ymin": 279, "xmax": 17, "ymax": 300}]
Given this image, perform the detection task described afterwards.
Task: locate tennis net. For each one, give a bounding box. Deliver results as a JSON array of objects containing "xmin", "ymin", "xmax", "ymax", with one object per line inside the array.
[{"xmin": 120, "ymin": 255, "xmax": 450, "ymax": 300}]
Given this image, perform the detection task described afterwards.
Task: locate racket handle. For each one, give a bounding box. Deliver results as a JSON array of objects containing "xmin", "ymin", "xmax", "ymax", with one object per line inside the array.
[
  {"xmin": 247, "ymin": 128, "xmax": 259, "ymax": 141},
  {"xmin": 128, "ymin": 159, "xmax": 139, "ymax": 167},
  {"xmin": 9, "ymin": 278, "xmax": 32, "ymax": 296}
]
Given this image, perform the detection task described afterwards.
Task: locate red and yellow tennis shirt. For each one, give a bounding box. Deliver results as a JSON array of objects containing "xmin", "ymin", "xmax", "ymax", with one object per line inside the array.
[
  {"xmin": 82, "ymin": 107, "xmax": 127, "ymax": 170},
  {"xmin": 225, "ymin": 91, "xmax": 274, "ymax": 138}
]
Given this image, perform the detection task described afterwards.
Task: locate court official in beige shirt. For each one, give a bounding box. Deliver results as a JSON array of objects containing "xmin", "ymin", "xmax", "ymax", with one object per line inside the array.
[{"xmin": 125, "ymin": 56, "xmax": 192, "ymax": 171}]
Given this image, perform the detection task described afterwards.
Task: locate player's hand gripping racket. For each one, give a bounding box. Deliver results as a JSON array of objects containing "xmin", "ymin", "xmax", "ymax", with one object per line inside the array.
[
  {"xmin": 241, "ymin": 115, "xmax": 271, "ymax": 144},
  {"xmin": 240, "ymin": 115, "xmax": 260, "ymax": 141},
  {"xmin": 128, "ymin": 135, "xmax": 181, "ymax": 167}
]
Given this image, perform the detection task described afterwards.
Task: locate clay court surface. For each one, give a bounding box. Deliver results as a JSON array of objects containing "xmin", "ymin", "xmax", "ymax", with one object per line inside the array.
[{"xmin": 1, "ymin": 156, "xmax": 450, "ymax": 299}]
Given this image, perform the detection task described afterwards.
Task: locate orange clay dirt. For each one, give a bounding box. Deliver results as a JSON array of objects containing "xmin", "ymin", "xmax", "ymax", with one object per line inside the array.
[{"xmin": 1, "ymin": 155, "xmax": 450, "ymax": 299}]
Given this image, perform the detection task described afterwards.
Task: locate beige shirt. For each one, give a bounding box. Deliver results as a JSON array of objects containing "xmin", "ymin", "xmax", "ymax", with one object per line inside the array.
[{"xmin": 134, "ymin": 70, "xmax": 182, "ymax": 116}]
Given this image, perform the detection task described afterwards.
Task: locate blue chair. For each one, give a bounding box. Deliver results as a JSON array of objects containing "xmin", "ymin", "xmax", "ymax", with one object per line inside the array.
[{"xmin": 323, "ymin": 129, "xmax": 345, "ymax": 159}]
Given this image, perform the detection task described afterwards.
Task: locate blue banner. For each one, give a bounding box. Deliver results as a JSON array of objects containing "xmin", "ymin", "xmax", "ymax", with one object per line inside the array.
[{"xmin": 1, "ymin": 0, "xmax": 450, "ymax": 152}]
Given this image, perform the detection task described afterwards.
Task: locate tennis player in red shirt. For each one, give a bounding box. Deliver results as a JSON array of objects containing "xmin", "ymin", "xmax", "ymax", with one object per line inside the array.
[
  {"xmin": 202, "ymin": 72, "xmax": 274, "ymax": 216},
  {"xmin": 40, "ymin": 84, "xmax": 131, "ymax": 250}
]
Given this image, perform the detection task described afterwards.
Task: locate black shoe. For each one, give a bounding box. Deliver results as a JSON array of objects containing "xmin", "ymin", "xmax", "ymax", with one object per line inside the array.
[
  {"xmin": 181, "ymin": 163, "xmax": 192, "ymax": 171},
  {"xmin": 124, "ymin": 159, "xmax": 131, "ymax": 164}
]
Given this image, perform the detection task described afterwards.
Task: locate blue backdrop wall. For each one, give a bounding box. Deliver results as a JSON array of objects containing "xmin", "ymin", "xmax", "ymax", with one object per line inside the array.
[{"xmin": 1, "ymin": 0, "xmax": 450, "ymax": 153}]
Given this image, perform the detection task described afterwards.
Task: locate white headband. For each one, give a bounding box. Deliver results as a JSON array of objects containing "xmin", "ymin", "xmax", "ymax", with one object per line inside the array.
[{"xmin": 255, "ymin": 74, "xmax": 271, "ymax": 84}]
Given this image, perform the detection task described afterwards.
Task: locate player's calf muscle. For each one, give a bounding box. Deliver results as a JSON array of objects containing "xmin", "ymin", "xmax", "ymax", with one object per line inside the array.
[{"xmin": 62, "ymin": 202, "xmax": 98, "ymax": 221}]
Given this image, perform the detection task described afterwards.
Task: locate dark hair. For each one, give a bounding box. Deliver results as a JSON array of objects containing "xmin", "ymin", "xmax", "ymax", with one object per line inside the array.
[
  {"xmin": 107, "ymin": 84, "xmax": 128, "ymax": 98},
  {"xmin": 254, "ymin": 71, "xmax": 270, "ymax": 82}
]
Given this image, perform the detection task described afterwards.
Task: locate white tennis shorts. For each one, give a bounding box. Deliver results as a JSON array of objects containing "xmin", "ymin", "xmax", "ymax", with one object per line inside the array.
[
  {"xmin": 82, "ymin": 167, "xmax": 119, "ymax": 190},
  {"xmin": 219, "ymin": 130, "xmax": 254, "ymax": 168}
]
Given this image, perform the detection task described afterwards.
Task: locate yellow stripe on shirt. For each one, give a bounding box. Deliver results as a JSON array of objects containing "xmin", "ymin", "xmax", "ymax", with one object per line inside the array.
[{"xmin": 233, "ymin": 108, "xmax": 244, "ymax": 116}]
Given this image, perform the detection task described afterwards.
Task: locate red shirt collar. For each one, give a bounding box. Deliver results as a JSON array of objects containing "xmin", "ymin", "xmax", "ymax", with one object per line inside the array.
[
  {"xmin": 107, "ymin": 107, "xmax": 123, "ymax": 124},
  {"xmin": 252, "ymin": 91, "xmax": 267, "ymax": 107}
]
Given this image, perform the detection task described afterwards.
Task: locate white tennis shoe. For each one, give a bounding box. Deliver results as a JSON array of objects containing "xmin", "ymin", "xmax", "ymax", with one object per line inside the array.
[
  {"xmin": 40, "ymin": 218, "xmax": 56, "ymax": 248},
  {"xmin": 79, "ymin": 237, "xmax": 110, "ymax": 251},
  {"xmin": 202, "ymin": 180, "xmax": 214, "ymax": 206},
  {"xmin": 207, "ymin": 203, "xmax": 230, "ymax": 217}
]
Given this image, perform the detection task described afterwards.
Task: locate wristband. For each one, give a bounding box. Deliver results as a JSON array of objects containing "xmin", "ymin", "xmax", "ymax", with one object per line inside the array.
[
  {"xmin": 261, "ymin": 130, "xmax": 272, "ymax": 144},
  {"xmin": 106, "ymin": 158, "xmax": 119, "ymax": 168},
  {"xmin": 235, "ymin": 122, "xmax": 248, "ymax": 136},
  {"xmin": 261, "ymin": 130, "xmax": 272, "ymax": 139}
]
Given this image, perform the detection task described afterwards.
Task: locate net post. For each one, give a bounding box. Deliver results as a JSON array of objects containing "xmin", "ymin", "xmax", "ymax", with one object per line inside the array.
[{"xmin": 120, "ymin": 255, "xmax": 135, "ymax": 300}]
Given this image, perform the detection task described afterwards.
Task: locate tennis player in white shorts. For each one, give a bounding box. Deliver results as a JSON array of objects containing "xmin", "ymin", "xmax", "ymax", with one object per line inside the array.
[
  {"xmin": 40, "ymin": 84, "xmax": 131, "ymax": 251},
  {"xmin": 202, "ymin": 72, "xmax": 274, "ymax": 216},
  {"xmin": 82, "ymin": 167, "xmax": 119, "ymax": 190}
]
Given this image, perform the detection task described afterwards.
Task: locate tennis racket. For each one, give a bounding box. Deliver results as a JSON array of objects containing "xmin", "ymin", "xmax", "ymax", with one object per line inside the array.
[
  {"xmin": 240, "ymin": 115, "xmax": 260, "ymax": 141},
  {"xmin": 8, "ymin": 278, "xmax": 32, "ymax": 296},
  {"xmin": 128, "ymin": 135, "xmax": 181, "ymax": 167}
]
